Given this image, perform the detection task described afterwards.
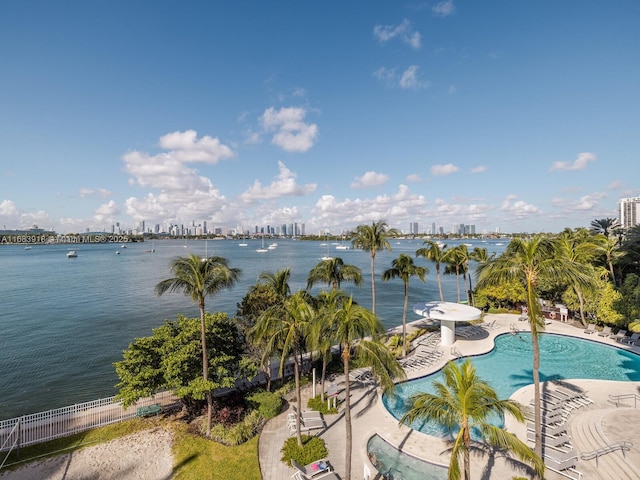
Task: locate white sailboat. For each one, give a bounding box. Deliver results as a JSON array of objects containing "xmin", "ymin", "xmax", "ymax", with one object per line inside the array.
[
  {"xmin": 256, "ymin": 235, "xmax": 268, "ymax": 253},
  {"xmin": 335, "ymin": 235, "xmax": 350, "ymax": 250}
]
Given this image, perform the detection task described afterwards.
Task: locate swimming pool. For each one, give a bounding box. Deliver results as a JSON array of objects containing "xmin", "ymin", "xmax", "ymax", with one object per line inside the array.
[
  {"xmin": 366, "ymin": 434, "xmax": 447, "ymax": 480},
  {"xmin": 383, "ymin": 332, "xmax": 640, "ymax": 436}
]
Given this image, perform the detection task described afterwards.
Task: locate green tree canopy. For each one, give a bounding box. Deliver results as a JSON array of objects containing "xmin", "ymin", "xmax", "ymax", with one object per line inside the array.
[{"xmin": 114, "ymin": 312, "xmax": 243, "ymax": 414}]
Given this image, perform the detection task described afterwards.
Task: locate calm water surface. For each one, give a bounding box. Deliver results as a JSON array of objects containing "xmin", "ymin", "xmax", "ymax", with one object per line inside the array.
[{"xmin": 0, "ymin": 238, "xmax": 505, "ymax": 419}]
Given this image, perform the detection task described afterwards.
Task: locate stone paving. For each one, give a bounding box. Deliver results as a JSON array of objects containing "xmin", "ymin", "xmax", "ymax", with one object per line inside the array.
[{"xmin": 258, "ymin": 313, "xmax": 640, "ymax": 480}]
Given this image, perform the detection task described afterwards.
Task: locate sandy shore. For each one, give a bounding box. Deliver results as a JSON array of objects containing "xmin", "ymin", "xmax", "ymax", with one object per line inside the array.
[{"xmin": 0, "ymin": 428, "xmax": 173, "ymax": 480}]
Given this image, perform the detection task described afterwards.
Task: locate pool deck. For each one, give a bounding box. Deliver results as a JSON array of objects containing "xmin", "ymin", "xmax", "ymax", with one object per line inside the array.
[{"xmin": 258, "ymin": 313, "xmax": 640, "ymax": 480}]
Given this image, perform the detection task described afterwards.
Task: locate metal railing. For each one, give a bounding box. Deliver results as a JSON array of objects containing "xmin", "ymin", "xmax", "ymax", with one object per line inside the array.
[
  {"xmin": 608, "ymin": 393, "xmax": 640, "ymax": 408},
  {"xmin": 0, "ymin": 391, "xmax": 178, "ymax": 456},
  {"xmin": 580, "ymin": 441, "xmax": 633, "ymax": 466}
]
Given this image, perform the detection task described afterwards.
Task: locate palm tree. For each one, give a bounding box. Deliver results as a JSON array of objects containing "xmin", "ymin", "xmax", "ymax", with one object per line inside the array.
[
  {"xmin": 590, "ymin": 217, "xmax": 621, "ymax": 237},
  {"xmin": 592, "ymin": 233, "xmax": 622, "ymax": 286},
  {"xmin": 443, "ymin": 245, "xmax": 468, "ymax": 303},
  {"xmin": 469, "ymin": 247, "xmax": 495, "ymax": 306},
  {"xmin": 251, "ymin": 290, "xmax": 315, "ymax": 447},
  {"xmin": 555, "ymin": 230, "xmax": 599, "ymax": 327},
  {"xmin": 351, "ymin": 220, "xmax": 399, "ymax": 314},
  {"xmin": 155, "ymin": 254, "xmax": 241, "ymax": 437},
  {"xmin": 259, "ymin": 267, "xmax": 292, "ymax": 299},
  {"xmin": 400, "ymin": 359, "xmax": 544, "ymax": 480},
  {"xmin": 416, "ymin": 240, "xmax": 448, "ymax": 301},
  {"xmin": 382, "ymin": 253, "xmax": 428, "ymax": 356},
  {"xmin": 328, "ymin": 295, "xmax": 406, "ymax": 480},
  {"xmin": 475, "ymin": 237, "xmax": 591, "ymax": 466},
  {"xmin": 306, "ymin": 256, "xmax": 362, "ymax": 291}
]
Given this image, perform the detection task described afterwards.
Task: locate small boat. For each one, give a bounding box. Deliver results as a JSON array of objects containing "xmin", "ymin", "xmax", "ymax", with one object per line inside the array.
[
  {"xmin": 335, "ymin": 244, "xmax": 349, "ymax": 250},
  {"xmin": 67, "ymin": 250, "xmax": 78, "ymax": 258},
  {"xmin": 116, "ymin": 251, "xmax": 120, "ymax": 255},
  {"xmin": 256, "ymin": 235, "xmax": 268, "ymax": 253},
  {"xmin": 321, "ymin": 256, "xmax": 334, "ymax": 261},
  {"xmin": 24, "ymin": 246, "xmax": 32, "ymax": 250},
  {"xmin": 268, "ymin": 242, "xmax": 278, "ymax": 250},
  {"xmin": 238, "ymin": 242, "xmax": 248, "ymax": 247}
]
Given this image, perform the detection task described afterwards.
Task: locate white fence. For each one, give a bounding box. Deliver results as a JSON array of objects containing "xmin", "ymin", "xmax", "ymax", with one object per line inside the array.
[{"xmin": 0, "ymin": 391, "xmax": 179, "ymax": 455}]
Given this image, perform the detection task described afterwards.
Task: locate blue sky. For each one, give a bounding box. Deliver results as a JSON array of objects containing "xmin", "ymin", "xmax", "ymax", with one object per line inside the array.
[{"xmin": 1, "ymin": 1, "xmax": 639, "ymax": 235}]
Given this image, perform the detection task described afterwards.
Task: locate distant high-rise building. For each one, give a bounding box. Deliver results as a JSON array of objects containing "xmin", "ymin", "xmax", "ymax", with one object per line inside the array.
[
  {"xmin": 619, "ymin": 196, "xmax": 640, "ymax": 230},
  {"xmin": 431, "ymin": 222, "xmax": 436, "ymax": 235}
]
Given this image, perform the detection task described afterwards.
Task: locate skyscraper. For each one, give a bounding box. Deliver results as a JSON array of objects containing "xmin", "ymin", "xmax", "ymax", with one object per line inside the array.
[{"xmin": 619, "ymin": 196, "xmax": 640, "ymax": 230}]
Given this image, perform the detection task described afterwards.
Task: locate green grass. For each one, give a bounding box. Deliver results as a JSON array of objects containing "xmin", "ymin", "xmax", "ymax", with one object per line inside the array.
[{"xmin": 2, "ymin": 418, "xmax": 262, "ymax": 480}]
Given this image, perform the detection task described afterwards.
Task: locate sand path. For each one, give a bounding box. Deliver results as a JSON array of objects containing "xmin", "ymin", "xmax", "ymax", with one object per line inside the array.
[{"xmin": 0, "ymin": 428, "xmax": 173, "ymax": 480}]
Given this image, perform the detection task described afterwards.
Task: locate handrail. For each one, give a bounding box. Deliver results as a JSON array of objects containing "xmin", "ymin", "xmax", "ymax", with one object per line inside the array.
[
  {"xmin": 580, "ymin": 441, "xmax": 633, "ymax": 466},
  {"xmin": 608, "ymin": 393, "xmax": 640, "ymax": 408}
]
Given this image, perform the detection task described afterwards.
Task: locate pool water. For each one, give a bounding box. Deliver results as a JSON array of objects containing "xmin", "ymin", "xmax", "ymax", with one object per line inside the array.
[
  {"xmin": 383, "ymin": 332, "xmax": 640, "ymax": 436},
  {"xmin": 366, "ymin": 433, "xmax": 447, "ymax": 480}
]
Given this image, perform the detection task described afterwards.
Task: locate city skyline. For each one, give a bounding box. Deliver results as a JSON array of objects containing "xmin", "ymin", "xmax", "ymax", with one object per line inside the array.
[{"xmin": 2, "ymin": 1, "xmax": 639, "ymax": 235}]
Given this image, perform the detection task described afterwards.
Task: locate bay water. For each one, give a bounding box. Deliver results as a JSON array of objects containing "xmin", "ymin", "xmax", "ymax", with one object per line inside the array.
[{"xmin": 0, "ymin": 238, "xmax": 506, "ymax": 420}]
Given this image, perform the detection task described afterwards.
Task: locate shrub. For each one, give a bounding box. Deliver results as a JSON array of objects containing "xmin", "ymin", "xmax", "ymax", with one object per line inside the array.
[
  {"xmin": 209, "ymin": 410, "xmax": 263, "ymax": 446},
  {"xmin": 307, "ymin": 395, "xmax": 338, "ymax": 415},
  {"xmin": 246, "ymin": 389, "xmax": 283, "ymax": 419},
  {"xmin": 280, "ymin": 435, "xmax": 329, "ymax": 467}
]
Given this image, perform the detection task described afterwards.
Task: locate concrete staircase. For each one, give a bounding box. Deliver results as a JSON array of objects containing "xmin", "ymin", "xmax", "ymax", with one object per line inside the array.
[{"xmin": 570, "ymin": 408, "xmax": 640, "ymax": 480}]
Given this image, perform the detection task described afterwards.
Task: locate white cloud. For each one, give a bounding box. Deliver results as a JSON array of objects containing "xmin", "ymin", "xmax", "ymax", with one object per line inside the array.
[
  {"xmin": 240, "ymin": 161, "xmax": 317, "ymax": 202},
  {"xmin": 93, "ymin": 200, "xmax": 120, "ymax": 224},
  {"xmin": 608, "ymin": 180, "xmax": 623, "ymax": 190},
  {"xmin": 471, "ymin": 165, "xmax": 487, "ymax": 173},
  {"xmin": 260, "ymin": 107, "xmax": 318, "ymax": 152},
  {"xmin": 399, "ymin": 65, "xmax": 429, "ymax": 89},
  {"xmin": 350, "ymin": 171, "xmax": 389, "ymax": 189},
  {"xmin": 433, "ymin": 0, "xmax": 456, "ymax": 17},
  {"xmin": 564, "ymin": 192, "xmax": 607, "ymax": 212},
  {"xmin": 500, "ymin": 195, "xmax": 541, "ymax": 219},
  {"xmin": 373, "ymin": 19, "xmax": 421, "ymax": 49},
  {"xmin": 79, "ymin": 188, "xmax": 112, "ymax": 198},
  {"xmin": 406, "ymin": 173, "xmax": 422, "ymax": 182},
  {"xmin": 158, "ymin": 130, "xmax": 235, "ymax": 164},
  {"xmin": 374, "ymin": 65, "xmax": 429, "ymax": 89},
  {"xmin": 549, "ymin": 152, "xmax": 596, "ymax": 171},
  {"xmin": 431, "ymin": 164, "xmax": 459, "ymax": 176}
]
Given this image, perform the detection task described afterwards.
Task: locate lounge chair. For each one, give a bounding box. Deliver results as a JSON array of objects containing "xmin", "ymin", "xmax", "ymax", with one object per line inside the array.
[
  {"xmin": 611, "ymin": 329, "xmax": 628, "ymax": 342},
  {"xmin": 620, "ymin": 332, "xmax": 640, "ymax": 345},
  {"xmin": 293, "ymin": 472, "xmax": 340, "ymax": 480},
  {"xmin": 583, "ymin": 324, "xmax": 596, "ymax": 334},
  {"xmin": 291, "ymin": 458, "xmax": 333, "ymax": 479},
  {"xmin": 291, "ymin": 406, "xmax": 323, "ymax": 420},
  {"xmin": 597, "ymin": 325, "xmax": 612, "ymax": 337}
]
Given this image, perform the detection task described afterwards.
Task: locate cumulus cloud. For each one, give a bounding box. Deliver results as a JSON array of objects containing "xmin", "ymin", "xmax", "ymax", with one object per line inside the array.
[
  {"xmin": 433, "ymin": 0, "xmax": 456, "ymax": 17},
  {"xmin": 93, "ymin": 200, "xmax": 120, "ymax": 224},
  {"xmin": 373, "ymin": 19, "xmax": 421, "ymax": 49},
  {"xmin": 158, "ymin": 130, "xmax": 235, "ymax": 164},
  {"xmin": 260, "ymin": 107, "xmax": 318, "ymax": 152},
  {"xmin": 240, "ymin": 161, "xmax": 317, "ymax": 202},
  {"xmin": 350, "ymin": 171, "xmax": 389, "ymax": 189},
  {"xmin": 406, "ymin": 173, "xmax": 422, "ymax": 182},
  {"xmin": 564, "ymin": 192, "xmax": 607, "ymax": 212},
  {"xmin": 471, "ymin": 165, "xmax": 487, "ymax": 173},
  {"xmin": 608, "ymin": 180, "xmax": 623, "ymax": 190},
  {"xmin": 431, "ymin": 164, "xmax": 459, "ymax": 176},
  {"xmin": 549, "ymin": 152, "xmax": 596, "ymax": 171},
  {"xmin": 500, "ymin": 195, "xmax": 541, "ymax": 219}
]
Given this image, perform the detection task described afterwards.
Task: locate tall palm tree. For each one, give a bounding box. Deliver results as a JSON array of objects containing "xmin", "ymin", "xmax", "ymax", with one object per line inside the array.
[
  {"xmin": 155, "ymin": 254, "xmax": 241, "ymax": 437},
  {"xmin": 416, "ymin": 240, "xmax": 448, "ymax": 301},
  {"xmin": 251, "ymin": 290, "xmax": 315, "ymax": 447},
  {"xmin": 400, "ymin": 359, "xmax": 545, "ymax": 480},
  {"xmin": 555, "ymin": 230, "xmax": 599, "ymax": 327},
  {"xmin": 351, "ymin": 220, "xmax": 399, "ymax": 314},
  {"xmin": 443, "ymin": 245, "xmax": 468, "ymax": 303},
  {"xmin": 306, "ymin": 256, "xmax": 362, "ymax": 290},
  {"xmin": 592, "ymin": 233, "xmax": 622, "ymax": 286},
  {"xmin": 259, "ymin": 267, "xmax": 292, "ymax": 299},
  {"xmin": 590, "ymin": 217, "xmax": 621, "ymax": 237},
  {"xmin": 469, "ymin": 247, "xmax": 496, "ymax": 306},
  {"xmin": 382, "ymin": 253, "xmax": 428, "ymax": 356},
  {"xmin": 328, "ymin": 295, "xmax": 406, "ymax": 480},
  {"xmin": 475, "ymin": 237, "xmax": 591, "ymax": 466}
]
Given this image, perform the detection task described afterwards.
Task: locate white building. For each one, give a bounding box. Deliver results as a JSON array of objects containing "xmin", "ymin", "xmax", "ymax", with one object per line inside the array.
[{"xmin": 619, "ymin": 196, "xmax": 640, "ymax": 230}]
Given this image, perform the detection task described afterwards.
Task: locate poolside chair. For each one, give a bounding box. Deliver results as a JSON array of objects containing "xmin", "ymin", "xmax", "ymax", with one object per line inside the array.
[
  {"xmin": 597, "ymin": 326, "xmax": 612, "ymax": 337},
  {"xmin": 611, "ymin": 329, "xmax": 628, "ymax": 342},
  {"xmin": 291, "ymin": 459, "xmax": 333, "ymax": 479},
  {"xmin": 291, "ymin": 405, "xmax": 323, "ymax": 421},
  {"xmin": 620, "ymin": 332, "xmax": 640, "ymax": 345},
  {"xmin": 583, "ymin": 324, "xmax": 596, "ymax": 334}
]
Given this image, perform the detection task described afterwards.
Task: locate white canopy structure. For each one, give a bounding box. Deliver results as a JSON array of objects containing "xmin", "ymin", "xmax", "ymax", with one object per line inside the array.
[{"xmin": 413, "ymin": 301, "xmax": 482, "ymax": 347}]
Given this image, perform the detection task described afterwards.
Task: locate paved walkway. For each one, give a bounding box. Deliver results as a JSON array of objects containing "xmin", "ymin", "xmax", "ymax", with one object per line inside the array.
[{"xmin": 258, "ymin": 314, "xmax": 640, "ymax": 480}]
